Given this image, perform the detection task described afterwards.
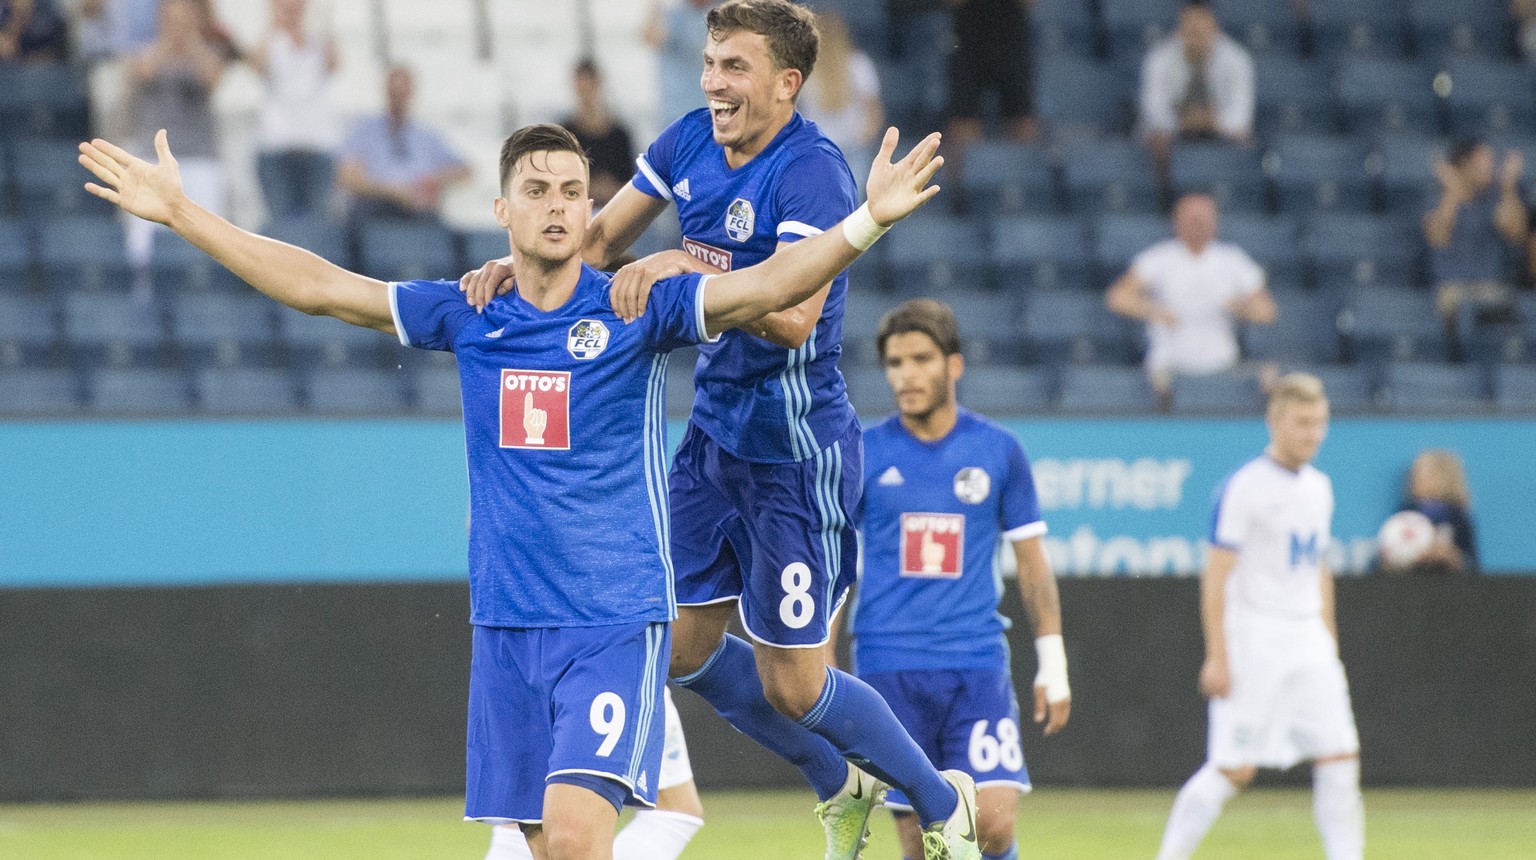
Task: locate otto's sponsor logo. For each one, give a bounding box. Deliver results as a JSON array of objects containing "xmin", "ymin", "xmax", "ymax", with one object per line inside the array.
[
  {"xmin": 901, "ymin": 512, "xmax": 964, "ymax": 579},
  {"xmin": 953, "ymin": 467, "xmax": 991, "ymax": 504},
  {"xmin": 724, "ymin": 198, "xmax": 755, "ymax": 242},
  {"xmin": 500, "ymin": 369, "xmax": 570, "ymax": 450},
  {"xmin": 567, "ymin": 319, "xmax": 609, "ymax": 360},
  {"xmin": 682, "ymin": 237, "xmax": 733, "ymax": 271}
]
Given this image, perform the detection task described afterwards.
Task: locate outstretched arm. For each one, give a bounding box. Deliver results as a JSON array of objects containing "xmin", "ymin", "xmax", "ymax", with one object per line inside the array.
[
  {"xmin": 80, "ymin": 130, "xmax": 396, "ymax": 334},
  {"xmin": 701, "ymin": 128, "xmax": 942, "ymax": 336}
]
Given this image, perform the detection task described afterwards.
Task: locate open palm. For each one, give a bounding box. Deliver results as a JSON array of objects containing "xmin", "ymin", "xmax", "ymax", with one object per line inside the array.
[
  {"xmin": 77, "ymin": 129, "xmax": 185, "ymax": 226},
  {"xmin": 863, "ymin": 127, "xmax": 944, "ymax": 227}
]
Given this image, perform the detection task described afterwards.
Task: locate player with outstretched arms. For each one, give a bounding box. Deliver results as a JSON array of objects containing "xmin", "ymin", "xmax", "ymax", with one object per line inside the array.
[
  {"xmin": 1155, "ymin": 373, "xmax": 1364, "ymax": 860},
  {"xmin": 852, "ymin": 299, "xmax": 1071, "ymax": 860},
  {"xmin": 461, "ymin": 3, "xmax": 983, "ymax": 858},
  {"xmin": 77, "ymin": 120, "xmax": 941, "ymax": 860}
]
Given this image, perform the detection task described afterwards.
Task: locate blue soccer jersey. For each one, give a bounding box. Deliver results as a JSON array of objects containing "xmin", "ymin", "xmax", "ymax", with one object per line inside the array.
[
  {"xmin": 854, "ymin": 409, "xmax": 1047, "ymax": 675},
  {"xmin": 632, "ymin": 108, "xmax": 858, "ymax": 464},
  {"xmin": 389, "ymin": 264, "xmax": 714, "ymax": 628}
]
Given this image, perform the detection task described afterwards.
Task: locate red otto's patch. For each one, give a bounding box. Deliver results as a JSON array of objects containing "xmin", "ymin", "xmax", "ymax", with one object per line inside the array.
[
  {"xmin": 682, "ymin": 237, "xmax": 733, "ymax": 272},
  {"xmin": 499, "ymin": 369, "xmax": 571, "ymax": 450},
  {"xmin": 900, "ymin": 512, "xmax": 964, "ymax": 579}
]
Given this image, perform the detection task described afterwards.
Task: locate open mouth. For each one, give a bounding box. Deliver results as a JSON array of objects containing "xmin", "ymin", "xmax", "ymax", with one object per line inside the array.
[
  {"xmin": 543, "ymin": 225, "xmax": 568, "ymax": 239},
  {"xmin": 709, "ymin": 99, "xmax": 740, "ymax": 124}
]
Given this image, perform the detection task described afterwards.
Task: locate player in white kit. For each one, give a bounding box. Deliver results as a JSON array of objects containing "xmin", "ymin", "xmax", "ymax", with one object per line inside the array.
[{"xmin": 1155, "ymin": 373, "xmax": 1364, "ymax": 860}]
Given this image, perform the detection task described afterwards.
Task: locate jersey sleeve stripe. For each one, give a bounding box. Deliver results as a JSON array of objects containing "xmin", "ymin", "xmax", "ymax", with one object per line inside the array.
[
  {"xmin": 776, "ymin": 220, "xmax": 824, "ymax": 239},
  {"xmin": 1004, "ymin": 521, "xmax": 1048, "ymax": 542},
  {"xmin": 634, "ymin": 155, "xmax": 673, "ymax": 201},
  {"xmin": 694, "ymin": 276, "xmax": 721, "ymax": 343},
  {"xmin": 386, "ymin": 281, "xmax": 411, "ymax": 347}
]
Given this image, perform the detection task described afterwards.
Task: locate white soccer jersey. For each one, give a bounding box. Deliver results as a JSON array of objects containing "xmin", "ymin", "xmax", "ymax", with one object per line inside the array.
[{"xmin": 1210, "ymin": 455, "xmax": 1334, "ymax": 622}]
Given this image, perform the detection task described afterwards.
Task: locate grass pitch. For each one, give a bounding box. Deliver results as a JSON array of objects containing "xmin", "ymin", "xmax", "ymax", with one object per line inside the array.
[{"xmin": 1, "ymin": 788, "xmax": 1531, "ymax": 859}]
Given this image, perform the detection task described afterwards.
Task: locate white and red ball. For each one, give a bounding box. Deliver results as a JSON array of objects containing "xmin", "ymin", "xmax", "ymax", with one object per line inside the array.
[{"xmin": 1377, "ymin": 510, "xmax": 1436, "ymax": 567}]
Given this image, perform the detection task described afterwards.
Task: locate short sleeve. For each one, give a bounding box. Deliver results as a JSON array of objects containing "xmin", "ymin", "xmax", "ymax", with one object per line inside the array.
[
  {"xmin": 1231, "ymin": 247, "xmax": 1264, "ymax": 295},
  {"xmin": 1209, "ymin": 471, "xmax": 1249, "ymax": 550},
  {"xmin": 637, "ymin": 273, "xmax": 720, "ymax": 353},
  {"xmin": 1001, "ymin": 436, "xmax": 1047, "ymax": 542},
  {"xmin": 772, "ymin": 148, "xmax": 857, "ymax": 242},
  {"xmin": 632, "ymin": 113, "xmax": 689, "ymax": 201},
  {"xmin": 1131, "ymin": 243, "xmax": 1167, "ymax": 283},
  {"xmin": 340, "ymin": 117, "xmax": 371, "ymax": 162},
  {"xmin": 389, "ymin": 278, "xmax": 479, "ymax": 352},
  {"xmin": 423, "ymin": 128, "xmax": 467, "ymax": 171}
]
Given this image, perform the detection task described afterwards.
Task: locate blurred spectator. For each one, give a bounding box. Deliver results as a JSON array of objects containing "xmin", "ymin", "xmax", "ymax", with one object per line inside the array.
[
  {"xmin": 1383, "ymin": 450, "xmax": 1479, "ymax": 575},
  {"xmin": 1423, "ymin": 139, "xmax": 1528, "ymax": 358},
  {"xmin": 885, "ymin": 0, "xmax": 950, "ymax": 130},
  {"xmin": 947, "ymin": 0, "xmax": 1035, "ymax": 143},
  {"xmin": 798, "ymin": 12, "xmax": 883, "ymax": 184},
  {"xmin": 644, "ymin": 0, "xmax": 718, "ymax": 123},
  {"xmin": 1140, "ymin": 1, "xmax": 1254, "ymax": 175},
  {"xmin": 0, "ymin": 0, "xmax": 69, "ymax": 63},
  {"xmin": 559, "ymin": 59, "xmax": 634, "ymax": 209},
  {"xmin": 336, "ymin": 66, "xmax": 471, "ymax": 222},
  {"xmin": 74, "ymin": 0, "xmax": 157, "ymax": 63},
  {"xmin": 1106, "ymin": 193, "xmax": 1277, "ymax": 409},
  {"xmin": 122, "ymin": 0, "xmax": 229, "ymax": 297},
  {"xmin": 1517, "ymin": 0, "xmax": 1536, "ymax": 67},
  {"xmin": 249, "ymin": 0, "xmax": 338, "ymax": 220}
]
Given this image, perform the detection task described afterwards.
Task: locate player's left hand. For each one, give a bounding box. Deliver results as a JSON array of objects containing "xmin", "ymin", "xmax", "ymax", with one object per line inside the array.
[
  {"xmin": 863, "ymin": 127, "xmax": 943, "ymax": 228},
  {"xmin": 610, "ymin": 250, "xmax": 703, "ymax": 323},
  {"xmin": 1034, "ymin": 685, "xmax": 1071, "ymax": 736}
]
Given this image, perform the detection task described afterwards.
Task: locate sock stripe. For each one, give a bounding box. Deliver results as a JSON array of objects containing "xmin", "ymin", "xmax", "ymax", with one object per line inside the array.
[
  {"xmin": 672, "ymin": 635, "xmax": 728, "ymax": 688},
  {"xmin": 797, "ymin": 666, "xmax": 839, "ymax": 729}
]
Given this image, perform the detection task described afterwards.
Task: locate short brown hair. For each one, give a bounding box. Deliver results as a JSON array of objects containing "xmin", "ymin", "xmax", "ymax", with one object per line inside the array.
[
  {"xmin": 1268, "ymin": 372, "xmax": 1327, "ymax": 417},
  {"xmin": 498, "ymin": 123, "xmax": 589, "ymax": 194},
  {"xmin": 876, "ymin": 298, "xmax": 961, "ymax": 360},
  {"xmin": 707, "ymin": 0, "xmax": 819, "ymax": 82}
]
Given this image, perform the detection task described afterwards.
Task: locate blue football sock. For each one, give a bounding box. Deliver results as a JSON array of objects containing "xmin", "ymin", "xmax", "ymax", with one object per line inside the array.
[
  {"xmin": 672, "ymin": 634, "xmax": 848, "ymax": 801},
  {"xmin": 984, "ymin": 845, "xmax": 1018, "ymax": 860},
  {"xmin": 797, "ymin": 667, "xmax": 958, "ymax": 827}
]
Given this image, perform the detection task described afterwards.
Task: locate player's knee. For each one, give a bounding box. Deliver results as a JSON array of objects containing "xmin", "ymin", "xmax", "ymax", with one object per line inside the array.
[
  {"xmin": 1219, "ymin": 765, "xmax": 1256, "ymax": 790},
  {"xmin": 977, "ymin": 813, "xmax": 1016, "ymax": 855},
  {"xmin": 540, "ymin": 818, "xmax": 604, "ymax": 860},
  {"xmin": 760, "ymin": 674, "xmax": 821, "ymax": 720}
]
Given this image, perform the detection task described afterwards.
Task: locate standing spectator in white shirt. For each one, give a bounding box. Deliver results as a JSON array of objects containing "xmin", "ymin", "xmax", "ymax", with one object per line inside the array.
[
  {"xmin": 1106, "ymin": 193, "xmax": 1277, "ymax": 409},
  {"xmin": 797, "ymin": 12, "xmax": 883, "ymax": 190},
  {"xmin": 1140, "ymin": 1, "xmax": 1254, "ymax": 179},
  {"xmin": 249, "ymin": 0, "xmax": 338, "ymax": 220}
]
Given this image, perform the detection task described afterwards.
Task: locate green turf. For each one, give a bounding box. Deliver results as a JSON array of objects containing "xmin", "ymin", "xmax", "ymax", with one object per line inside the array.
[{"xmin": 1, "ymin": 788, "xmax": 1531, "ymax": 859}]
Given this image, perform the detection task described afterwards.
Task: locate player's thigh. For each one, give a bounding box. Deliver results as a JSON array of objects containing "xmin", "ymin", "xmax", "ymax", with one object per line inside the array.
[
  {"xmin": 670, "ymin": 422, "xmax": 747, "ymax": 606},
  {"xmin": 936, "ymin": 669, "xmax": 1032, "ymax": 794},
  {"xmin": 670, "ymin": 602, "xmax": 737, "ymax": 677},
  {"xmin": 466, "ymin": 626, "xmax": 556, "ymax": 824},
  {"xmin": 862, "ymin": 670, "xmax": 958, "ymax": 810}
]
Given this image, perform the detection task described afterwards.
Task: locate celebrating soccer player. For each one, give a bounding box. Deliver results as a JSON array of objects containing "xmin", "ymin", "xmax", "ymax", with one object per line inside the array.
[
  {"xmin": 77, "ymin": 118, "xmax": 940, "ymax": 860},
  {"xmin": 1155, "ymin": 374, "xmax": 1365, "ymax": 860}
]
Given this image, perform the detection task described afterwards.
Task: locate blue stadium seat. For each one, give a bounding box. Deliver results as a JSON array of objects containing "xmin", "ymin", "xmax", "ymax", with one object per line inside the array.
[
  {"xmin": 1334, "ymin": 58, "xmax": 1438, "ymax": 135},
  {"xmin": 1169, "ymin": 144, "xmax": 1267, "ymax": 212},
  {"xmin": 956, "ymin": 366, "xmax": 1054, "ymax": 415},
  {"xmin": 1243, "ymin": 288, "xmax": 1342, "ymax": 363},
  {"xmin": 665, "ymin": 347, "xmax": 698, "ymax": 419},
  {"xmin": 1408, "ymin": 0, "xmax": 1511, "ymax": 59},
  {"xmin": 1305, "ymin": 213, "xmax": 1420, "ymax": 288},
  {"xmin": 276, "ymin": 306, "xmax": 393, "ymax": 368},
  {"xmin": 150, "ymin": 232, "xmax": 239, "ymax": 292},
  {"xmin": 1375, "ymin": 135, "xmax": 1445, "ymax": 216},
  {"xmin": 1031, "ymin": 0, "xmax": 1098, "ymax": 58},
  {"xmin": 0, "ymin": 64, "xmax": 89, "ymax": 138},
  {"xmin": 461, "ymin": 229, "xmax": 511, "ymax": 274},
  {"xmin": 1265, "ymin": 135, "xmax": 1376, "ymax": 214},
  {"xmin": 0, "ymin": 292, "xmax": 58, "ymax": 365},
  {"xmin": 841, "ymin": 289, "xmax": 905, "ymax": 366},
  {"xmin": 1061, "ymin": 142, "xmax": 1162, "ymax": 216},
  {"xmin": 1288, "ymin": 363, "xmax": 1378, "ymax": 412},
  {"xmin": 991, "ymin": 216, "xmax": 1093, "ymax": 292},
  {"xmin": 63, "ymin": 290, "xmax": 169, "ymax": 366},
  {"xmin": 1218, "ymin": 213, "xmax": 1303, "ymax": 287},
  {"xmin": 1094, "ymin": 213, "xmax": 1170, "ymax": 279},
  {"xmin": 0, "ymin": 218, "xmax": 34, "ymax": 289},
  {"xmin": 1100, "ymin": 0, "xmax": 1183, "ymax": 66},
  {"xmin": 302, "ymin": 367, "xmax": 409, "ymax": 415},
  {"xmin": 958, "ymin": 141, "xmax": 1058, "ymax": 215},
  {"xmin": 263, "ymin": 216, "xmax": 350, "ymax": 265},
  {"xmin": 1252, "ymin": 55, "xmax": 1338, "ymax": 135},
  {"xmin": 38, "ymin": 216, "xmax": 131, "ymax": 290},
  {"xmin": 1438, "ymin": 58, "xmax": 1536, "ymax": 137},
  {"xmin": 1381, "ymin": 362, "xmax": 1489, "ymax": 412},
  {"xmin": 884, "ymin": 213, "xmax": 990, "ymax": 292},
  {"xmin": 170, "ymin": 292, "xmax": 278, "ymax": 367},
  {"xmin": 1022, "ymin": 289, "xmax": 1139, "ymax": 365},
  {"xmin": 1307, "ymin": 0, "xmax": 1410, "ymax": 58},
  {"xmin": 0, "ymin": 367, "xmax": 79, "ymax": 415},
  {"xmin": 13, "ymin": 138, "xmax": 113, "ymax": 216},
  {"xmin": 842, "ymin": 364, "xmax": 896, "ymax": 418},
  {"xmin": 194, "ymin": 367, "xmax": 299, "ymax": 414},
  {"xmin": 944, "ymin": 289, "xmax": 1024, "ymax": 364},
  {"xmin": 1212, "ymin": 0, "xmax": 1305, "ymax": 56},
  {"xmin": 356, "ymin": 220, "xmax": 457, "ymax": 283},
  {"xmin": 1170, "ymin": 371, "xmax": 1265, "ymax": 414},
  {"xmin": 87, "ymin": 367, "xmax": 193, "ymax": 415},
  {"xmin": 1057, "ymin": 364, "xmax": 1159, "ymax": 413},
  {"xmin": 1342, "ymin": 287, "xmax": 1445, "ymax": 363},
  {"xmin": 1037, "ymin": 58, "xmax": 1130, "ymax": 136},
  {"xmin": 1493, "ymin": 365, "xmax": 1536, "ymax": 411}
]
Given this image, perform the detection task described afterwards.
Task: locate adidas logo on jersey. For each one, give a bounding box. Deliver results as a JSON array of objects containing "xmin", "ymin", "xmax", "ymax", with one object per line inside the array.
[
  {"xmin": 672, "ymin": 178, "xmax": 692, "ymax": 201},
  {"xmin": 877, "ymin": 466, "xmax": 904, "ymax": 486}
]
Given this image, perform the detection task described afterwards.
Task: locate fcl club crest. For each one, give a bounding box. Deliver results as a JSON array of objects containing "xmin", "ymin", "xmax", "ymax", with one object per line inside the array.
[
  {"xmin": 953, "ymin": 467, "xmax": 991, "ymax": 504},
  {"xmin": 724, "ymin": 198, "xmax": 755, "ymax": 242},
  {"xmin": 567, "ymin": 319, "xmax": 609, "ymax": 360}
]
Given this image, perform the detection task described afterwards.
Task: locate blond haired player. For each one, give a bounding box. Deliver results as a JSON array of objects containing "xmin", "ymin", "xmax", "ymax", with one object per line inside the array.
[{"xmin": 1156, "ymin": 374, "xmax": 1364, "ymax": 860}]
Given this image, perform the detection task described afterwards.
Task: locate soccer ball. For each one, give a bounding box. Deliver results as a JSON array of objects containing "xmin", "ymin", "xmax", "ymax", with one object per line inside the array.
[{"xmin": 1377, "ymin": 510, "xmax": 1436, "ymax": 567}]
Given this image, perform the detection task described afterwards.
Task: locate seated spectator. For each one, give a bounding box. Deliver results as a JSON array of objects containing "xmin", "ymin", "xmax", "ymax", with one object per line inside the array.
[
  {"xmin": 0, "ymin": 0, "xmax": 68, "ymax": 63},
  {"xmin": 1382, "ymin": 449, "xmax": 1479, "ymax": 575},
  {"xmin": 1423, "ymin": 139, "xmax": 1528, "ymax": 358},
  {"xmin": 559, "ymin": 59, "xmax": 634, "ymax": 209},
  {"xmin": 75, "ymin": 0, "xmax": 158, "ymax": 63},
  {"xmin": 1106, "ymin": 192, "xmax": 1277, "ymax": 409},
  {"xmin": 947, "ymin": 0, "xmax": 1035, "ymax": 143},
  {"xmin": 337, "ymin": 66, "xmax": 471, "ymax": 222},
  {"xmin": 1517, "ymin": 0, "xmax": 1536, "ymax": 67},
  {"xmin": 250, "ymin": 0, "xmax": 339, "ymax": 219},
  {"xmin": 797, "ymin": 12, "xmax": 883, "ymax": 187},
  {"xmin": 1139, "ymin": 1, "xmax": 1253, "ymax": 176}
]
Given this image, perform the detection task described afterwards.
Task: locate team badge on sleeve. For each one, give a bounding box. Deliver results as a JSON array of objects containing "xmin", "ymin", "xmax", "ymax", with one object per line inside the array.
[
  {"xmin": 900, "ymin": 513, "xmax": 964, "ymax": 578},
  {"xmin": 725, "ymin": 198, "xmax": 755, "ymax": 242},
  {"xmin": 500, "ymin": 369, "xmax": 571, "ymax": 450},
  {"xmin": 953, "ymin": 467, "xmax": 992, "ymax": 504},
  {"xmin": 567, "ymin": 319, "xmax": 609, "ymax": 360}
]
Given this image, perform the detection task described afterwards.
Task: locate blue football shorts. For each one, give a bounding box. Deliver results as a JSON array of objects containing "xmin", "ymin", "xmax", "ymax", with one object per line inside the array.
[
  {"xmin": 464, "ymin": 620, "xmax": 670, "ymax": 824},
  {"xmin": 862, "ymin": 667, "xmax": 1033, "ymax": 809},
  {"xmin": 668, "ymin": 420, "xmax": 861, "ymax": 648}
]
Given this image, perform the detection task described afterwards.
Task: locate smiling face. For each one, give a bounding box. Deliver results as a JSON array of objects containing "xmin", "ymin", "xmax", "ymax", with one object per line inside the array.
[
  {"xmin": 701, "ymin": 28, "xmax": 801, "ymax": 163},
  {"xmin": 882, "ymin": 331, "xmax": 964, "ymax": 423},
  {"xmin": 495, "ymin": 150, "xmax": 590, "ymax": 270}
]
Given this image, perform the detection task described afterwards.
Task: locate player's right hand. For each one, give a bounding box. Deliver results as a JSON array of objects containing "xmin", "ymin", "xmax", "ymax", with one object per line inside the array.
[
  {"xmin": 79, "ymin": 129, "xmax": 185, "ymax": 226},
  {"xmin": 460, "ymin": 257, "xmax": 517, "ymax": 312},
  {"xmin": 1199, "ymin": 655, "xmax": 1231, "ymax": 699}
]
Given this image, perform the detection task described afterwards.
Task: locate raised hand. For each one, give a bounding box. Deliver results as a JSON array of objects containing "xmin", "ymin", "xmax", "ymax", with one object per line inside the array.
[
  {"xmin": 78, "ymin": 129, "xmax": 185, "ymax": 226},
  {"xmin": 863, "ymin": 127, "xmax": 944, "ymax": 227}
]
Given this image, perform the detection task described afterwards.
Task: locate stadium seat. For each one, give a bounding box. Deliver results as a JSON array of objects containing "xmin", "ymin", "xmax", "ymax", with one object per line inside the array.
[
  {"xmin": 1100, "ymin": 0, "xmax": 1183, "ymax": 66},
  {"xmin": 1037, "ymin": 58, "xmax": 1130, "ymax": 137},
  {"xmin": 1169, "ymin": 371, "xmax": 1265, "ymax": 414},
  {"xmin": 1031, "ymin": 0, "xmax": 1098, "ymax": 58},
  {"xmin": 150, "ymin": 232, "xmax": 238, "ymax": 292},
  {"xmin": 1288, "ymin": 363, "xmax": 1378, "ymax": 412},
  {"xmin": 1021, "ymin": 288, "xmax": 1130, "ymax": 365},
  {"xmin": 1375, "ymin": 135, "xmax": 1446, "ymax": 216},
  {"xmin": 276, "ymin": 306, "xmax": 395, "ymax": 368},
  {"xmin": 1408, "ymin": 0, "xmax": 1512, "ymax": 59},
  {"xmin": 408, "ymin": 365, "xmax": 463, "ymax": 416},
  {"xmin": 302, "ymin": 367, "xmax": 409, "ymax": 415},
  {"xmin": 1380, "ymin": 362, "xmax": 1489, "ymax": 412},
  {"xmin": 1252, "ymin": 55, "xmax": 1338, "ymax": 135},
  {"xmin": 1334, "ymin": 58, "xmax": 1438, "ymax": 135},
  {"xmin": 1218, "ymin": 213, "xmax": 1303, "ymax": 287},
  {"xmin": 263, "ymin": 216, "xmax": 350, "ymax": 265},
  {"xmin": 63, "ymin": 290, "xmax": 170, "ymax": 367},
  {"xmin": 1243, "ymin": 288, "xmax": 1343, "ymax": 364},
  {"xmin": 1061, "ymin": 142, "xmax": 1161, "ymax": 217},
  {"xmin": 1265, "ymin": 135, "xmax": 1376, "ymax": 214},
  {"xmin": 1307, "ymin": 0, "xmax": 1410, "ymax": 58},
  {"xmin": 944, "ymin": 289, "xmax": 1025, "ymax": 364},
  {"xmin": 1305, "ymin": 213, "xmax": 1420, "ymax": 288},
  {"xmin": 461, "ymin": 229, "xmax": 511, "ymax": 275},
  {"xmin": 1437, "ymin": 58, "xmax": 1536, "ymax": 137},
  {"xmin": 0, "ymin": 292, "xmax": 59, "ymax": 366},
  {"xmin": 1493, "ymin": 365, "xmax": 1536, "ymax": 412},
  {"xmin": 193, "ymin": 367, "xmax": 300, "ymax": 414},
  {"xmin": 884, "ymin": 212, "xmax": 991, "ymax": 293},
  {"xmin": 842, "ymin": 364, "xmax": 896, "ymax": 418},
  {"xmin": 958, "ymin": 141, "xmax": 1058, "ymax": 215},
  {"xmin": 1211, "ymin": 0, "xmax": 1305, "ymax": 56},
  {"xmin": 355, "ymin": 220, "xmax": 458, "ymax": 283},
  {"xmin": 991, "ymin": 216, "xmax": 1094, "ymax": 292},
  {"xmin": 1056, "ymin": 364, "xmax": 1159, "ymax": 413},
  {"xmin": 665, "ymin": 347, "xmax": 699, "ymax": 419},
  {"xmin": 12, "ymin": 137, "xmax": 111, "ymax": 216},
  {"xmin": 0, "ymin": 367, "xmax": 79, "ymax": 415},
  {"xmin": 86, "ymin": 367, "xmax": 193, "ymax": 415},
  {"xmin": 0, "ymin": 64, "xmax": 89, "ymax": 139},
  {"xmin": 956, "ymin": 366, "xmax": 1054, "ymax": 415},
  {"xmin": 841, "ymin": 289, "xmax": 906, "ymax": 366},
  {"xmin": 1341, "ymin": 287, "xmax": 1446, "ymax": 363},
  {"xmin": 38, "ymin": 216, "xmax": 131, "ymax": 290},
  {"xmin": 0, "ymin": 219, "xmax": 34, "ymax": 289},
  {"xmin": 1094, "ymin": 214, "xmax": 1170, "ymax": 280},
  {"xmin": 1168, "ymin": 144, "xmax": 1267, "ymax": 213},
  {"xmin": 170, "ymin": 292, "xmax": 279, "ymax": 367}
]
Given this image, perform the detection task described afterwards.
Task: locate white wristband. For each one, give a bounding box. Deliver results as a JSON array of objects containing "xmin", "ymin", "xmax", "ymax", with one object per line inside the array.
[
  {"xmin": 841, "ymin": 202, "xmax": 889, "ymax": 251},
  {"xmin": 1033, "ymin": 634, "xmax": 1070, "ymax": 704}
]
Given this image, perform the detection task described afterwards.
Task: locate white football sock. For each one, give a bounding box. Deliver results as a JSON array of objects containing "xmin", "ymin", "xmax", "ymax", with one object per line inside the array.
[
  {"xmin": 1155, "ymin": 764, "xmax": 1239, "ymax": 860},
  {"xmin": 1313, "ymin": 759, "xmax": 1364, "ymax": 860},
  {"xmin": 484, "ymin": 824, "xmax": 535, "ymax": 860},
  {"xmin": 613, "ymin": 809, "xmax": 704, "ymax": 860}
]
